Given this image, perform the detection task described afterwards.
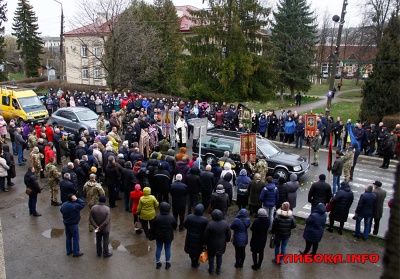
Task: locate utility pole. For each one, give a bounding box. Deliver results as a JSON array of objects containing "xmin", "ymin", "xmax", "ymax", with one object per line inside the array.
[
  {"xmin": 53, "ymin": 0, "xmax": 64, "ymax": 80},
  {"xmin": 326, "ymin": 0, "xmax": 348, "ymax": 117}
]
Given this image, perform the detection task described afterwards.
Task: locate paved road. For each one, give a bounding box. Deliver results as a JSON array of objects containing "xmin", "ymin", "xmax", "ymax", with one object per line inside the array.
[
  {"xmin": 0, "ymin": 143, "xmax": 390, "ymax": 278},
  {"xmin": 284, "ymin": 88, "xmax": 361, "ymax": 114},
  {"xmin": 274, "ymin": 142, "xmax": 396, "ymax": 238}
]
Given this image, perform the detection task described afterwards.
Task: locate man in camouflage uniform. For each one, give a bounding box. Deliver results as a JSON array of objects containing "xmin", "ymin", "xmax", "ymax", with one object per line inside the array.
[
  {"xmin": 28, "ymin": 131, "xmax": 38, "ymax": 150},
  {"xmin": 247, "ymin": 155, "xmax": 268, "ymax": 183},
  {"xmin": 343, "ymin": 142, "xmax": 355, "ymax": 182},
  {"xmin": 97, "ymin": 114, "xmax": 107, "ymax": 133},
  {"xmin": 45, "ymin": 157, "xmax": 62, "ymax": 206},
  {"xmin": 30, "ymin": 147, "xmax": 44, "ymax": 179},
  {"xmin": 310, "ymin": 129, "xmax": 322, "ymax": 166},
  {"xmin": 83, "ymin": 173, "xmax": 106, "ymax": 232}
]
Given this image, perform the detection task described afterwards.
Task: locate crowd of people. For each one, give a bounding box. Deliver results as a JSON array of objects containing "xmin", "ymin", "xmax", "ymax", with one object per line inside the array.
[{"xmin": 0, "ymin": 87, "xmax": 396, "ymax": 273}]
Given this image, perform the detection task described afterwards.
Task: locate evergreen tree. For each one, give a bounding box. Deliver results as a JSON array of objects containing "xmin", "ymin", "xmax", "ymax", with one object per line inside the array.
[
  {"xmin": 0, "ymin": 0, "xmax": 7, "ymax": 81},
  {"xmin": 183, "ymin": 0, "xmax": 275, "ymax": 102},
  {"xmin": 360, "ymin": 15, "xmax": 400, "ymax": 124},
  {"xmin": 12, "ymin": 0, "xmax": 43, "ymax": 77},
  {"xmin": 270, "ymin": 0, "xmax": 318, "ymax": 98}
]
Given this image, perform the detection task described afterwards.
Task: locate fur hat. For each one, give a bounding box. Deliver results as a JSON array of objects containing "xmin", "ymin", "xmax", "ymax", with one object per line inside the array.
[{"xmin": 281, "ymin": 202, "xmax": 290, "ymax": 211}]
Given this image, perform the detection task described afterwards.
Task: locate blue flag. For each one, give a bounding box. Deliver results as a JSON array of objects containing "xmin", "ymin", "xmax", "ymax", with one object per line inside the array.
[{"xmin": 347, "ymin": 122, "xmax": 360, "ymax": 151}]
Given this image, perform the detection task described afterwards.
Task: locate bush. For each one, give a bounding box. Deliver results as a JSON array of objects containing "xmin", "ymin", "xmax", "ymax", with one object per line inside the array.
[{"xmin": 382, "ymin": 113, "xmax": 400, "ymax": 131}]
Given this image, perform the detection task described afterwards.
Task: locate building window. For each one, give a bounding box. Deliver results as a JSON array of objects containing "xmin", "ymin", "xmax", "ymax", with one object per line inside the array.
[
  {"xmin": 94, "ymin": 68, "xmax": 101, "ymax": 80},
  {"xmin": 93, "ymin": 46, "xmax": 101, "ymax": 57},
  {"xmin": 82, "ymin": 68, "xmax": 88, "ymax": 79},
  {"xmin": 81, "ymin": 45, "xmax": 88, "ymax": 57}
]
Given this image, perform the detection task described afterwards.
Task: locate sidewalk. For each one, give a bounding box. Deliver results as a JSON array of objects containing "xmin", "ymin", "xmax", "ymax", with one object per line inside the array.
[{"xmin": 284, "ymin": 88, "xmax": 361, "ymax": 114}]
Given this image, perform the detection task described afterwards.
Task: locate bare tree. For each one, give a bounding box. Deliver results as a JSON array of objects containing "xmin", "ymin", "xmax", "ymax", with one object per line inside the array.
[
  {"xmin": 316, "ymin": 10, "xmax": 331, "ymax": 84},
  {"xmin": 359, "ymin": 0, "xmax": 394, "ymax": 48}
]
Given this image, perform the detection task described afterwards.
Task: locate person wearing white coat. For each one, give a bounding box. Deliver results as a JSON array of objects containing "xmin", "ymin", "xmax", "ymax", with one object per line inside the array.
[
  {"xmin": 175, "ymin": 116, "xmax": 188, "ymax": 148},
  {"xmin": 0, "ymin": 150, "xmax": 10, "ymax": 192},
  {"xmin": 220, "ymin": 162, "xmax": 237, "ymax": 200}
]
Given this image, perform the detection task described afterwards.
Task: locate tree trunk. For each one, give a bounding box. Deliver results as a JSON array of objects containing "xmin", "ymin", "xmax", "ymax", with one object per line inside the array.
[{"xmin": 381, "ymin": 163, "xmax": 400, "ymax": 278}]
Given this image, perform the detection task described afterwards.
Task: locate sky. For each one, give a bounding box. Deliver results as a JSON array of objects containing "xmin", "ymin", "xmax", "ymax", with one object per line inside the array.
[{"xmin": 4, "ymin": 0, "xmax": 361, "ymax": 37}]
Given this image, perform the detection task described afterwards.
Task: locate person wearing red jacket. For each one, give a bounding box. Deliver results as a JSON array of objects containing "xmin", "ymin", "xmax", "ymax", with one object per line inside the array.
[
  {"xmin": 45, "ymin": 124, "xmax": 55, "ymax": 143},
  {"xmin": 130, "ymin": 184, "xmax": 144, "ymax": 234},
  {"xmin": 45, "ymin": 142, "xmax": 56, "ymax": 165},
  {"xmin": 35, "ymin": 124, "xmax": 42, "ymax": 139}
]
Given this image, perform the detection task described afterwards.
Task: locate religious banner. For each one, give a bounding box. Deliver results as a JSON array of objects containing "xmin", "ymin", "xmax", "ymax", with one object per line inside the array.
[
  {"xmin": 305, "ymin": 114, "xmax": 317, "ymax": 137},
  {"xmin": 240, "ymin": 133, "xmax": 257, "ymax": 164},
  {"xmin": 161, "ymin": 110, "xmax": 175, "ymax": 146}
]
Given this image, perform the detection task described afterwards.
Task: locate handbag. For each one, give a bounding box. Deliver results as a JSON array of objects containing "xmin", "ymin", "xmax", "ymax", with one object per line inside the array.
[
  {"xmin": 199, "ymin": 249, "xmax": 209, "ymax": 263},
  {"xmin": 25, "ymin": 188, "xmax": 33, "ymax": 196},
  {"xmin": 326, "ymin": 199, "xmax": 334, "ymax": 212},
  {"xmin": 269, "ymin": 234, "xmax": 276, "ymax": 249}
]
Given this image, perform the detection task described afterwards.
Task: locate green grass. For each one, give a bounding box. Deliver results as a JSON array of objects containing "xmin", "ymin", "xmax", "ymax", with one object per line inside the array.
[
  {"xmin": 304, "ymin": 101, "xmax": 361, "ymax": 121},
  {"xmin": 306, "ymin": 79, "xmax": 362, "ymax": 96},
  {"xmin": 245, "ymin": 95, "xmax": 320, "ymax": 112},
  {"xmin": 338, "ymin": 91, "xmax": 363, "ymax": 99},
  {"xmin": 8, "ymin": 73, "xmax": 25, "ymax": 80}
]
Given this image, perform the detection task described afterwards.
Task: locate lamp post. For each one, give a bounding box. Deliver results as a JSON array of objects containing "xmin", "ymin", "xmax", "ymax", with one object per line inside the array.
[
  {"xmin": 53, "ymin": 0, "xmax": 64, "ymax": 80},
  {"xmin": 326, "ymin": 0, "xmax": 348, "ymax": 117}
]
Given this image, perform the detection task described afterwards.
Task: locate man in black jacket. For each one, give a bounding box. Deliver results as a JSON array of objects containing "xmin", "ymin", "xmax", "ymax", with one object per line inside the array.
[
  {"xmin": 170, "ymin": 174, "xmax": 187, "ymax": 231},
  {"xmin": 353, "ymin": 185, "xmax": 376, "ymax": 240},
  {"xmin": 154, "ymin": 163, "xmax": 171, "ymax": 203},
  {"xmin": 308, "ymin": 174, "xmax": 332, "ymax": 213},
  {"xmin": 186, "ymin": 166, "xmax": 201, "ymax": 215},
  {"xmin": 200, "ymin": 165, "xmax": 214, "ymax": 210},
  {"xmin": 105, "ymin": 156, "xmax": 122, "ymax": 208},
  {"xmin": 25, "ymin": 167, "xmax": 42, "ymax": 216},
  {"xmin": 120, "ymin": 161, "xmax": 137, "ymax": 212},
  {"xmin": 60, "ymin": 173, "xmax": 78, "ymax": 203}
]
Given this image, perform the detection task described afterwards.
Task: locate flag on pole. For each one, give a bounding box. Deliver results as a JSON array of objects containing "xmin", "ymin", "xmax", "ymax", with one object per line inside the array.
[
  {"xmin": 346, "ymin": 122, "xmax": 360, "ymax": 151},
  {"xmin": 327, "ymin": 132, "xmax": 333, "ymax": 171}
]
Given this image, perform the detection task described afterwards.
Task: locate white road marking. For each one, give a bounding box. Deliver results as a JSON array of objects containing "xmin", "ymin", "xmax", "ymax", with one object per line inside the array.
[{"xmin": 0, "ymin": 217, "xmax": 6, "ymax": 279}]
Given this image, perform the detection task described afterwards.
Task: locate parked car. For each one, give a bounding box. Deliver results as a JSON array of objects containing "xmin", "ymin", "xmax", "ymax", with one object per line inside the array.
[
  {"xmin": 321, "ymin": 71, "xmax": 329, "ymax": 79},
  {"xmin": 345, "ymin": 73, "xmax": 354, "ymax": 79},
  {"xmin": 47, "ymin": 107, "xmax": 110, "ymax": 136},
  {"xmin": 193, "ymin": 129, "xmax": 310, "ymax": 181},
  {"xmin": 335, "ymin": 73, "xmax": 341, "ymax": 79}
]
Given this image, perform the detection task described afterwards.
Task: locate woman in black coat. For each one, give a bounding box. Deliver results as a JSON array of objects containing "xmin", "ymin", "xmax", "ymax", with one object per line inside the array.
[
  {"xmin": 24, "ymin": 167, "xmax": 42, "ymax": 216},
  {"xmin": 2, "ymin": 145, "xmax": 16, "ymax": 186},
  {"xmin": 250, "ymin": 208, "xmax": 270, "ymax": 270},
  {"xmin": 183, "ymin": 204, "xmax": 209, "ymax": 268},
  {"xmin": 327, "ymin": 181, "xmax": 354, "ymax": 234},
  {"xmin": 203, "ymin": 209, "xmax": 231, "ymax": 275},
  {"xmin": 152, "ymin": 202, "xmax": 177, "ymax": 269},
  {"xmin": 300, "ymin": 203, "xmax": 327, "ymax": 256}
]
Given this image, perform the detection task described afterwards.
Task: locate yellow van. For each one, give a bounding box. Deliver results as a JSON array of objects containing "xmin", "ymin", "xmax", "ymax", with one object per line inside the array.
[{"xmin": 0, "ymin": 86, "xmax": 48, "ymax": 122}]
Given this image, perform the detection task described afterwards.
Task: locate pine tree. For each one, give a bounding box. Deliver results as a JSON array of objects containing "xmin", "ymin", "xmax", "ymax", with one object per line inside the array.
[
  {"xmin": 270, "ymin": 0, "xmax": 319, "ymax": 98},
  {"xmin": 183, "ymin": 0, "xmax": 275, "ymax": 102},
  {"xmin": 360, "ymin": 15, "xmax": 400, "ymax": 123},
  {"xmin": 12, "ymin": 0, "xmax": 43, "ymax": 77},
  {"xmin": 0, "ymin": 0, "xmax": 7, "ymax": 81}
]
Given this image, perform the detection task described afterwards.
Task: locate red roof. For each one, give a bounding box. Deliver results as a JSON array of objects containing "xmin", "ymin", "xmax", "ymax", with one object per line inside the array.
[
  {"xmin": 64, "ymin": 6, "xmax": 200, "ymax": 36},
  {"xmin": 317, "ymin": 45, "xmax": 377, "ymax": 62}
]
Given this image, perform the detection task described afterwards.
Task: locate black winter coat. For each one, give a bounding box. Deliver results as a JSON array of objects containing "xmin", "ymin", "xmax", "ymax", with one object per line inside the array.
[
  {"xmin": 184, "ymin": 204, "xmax": 208, "ymax": 255},
  {"xmin": 152, "ymin": 203, "xmax": 177, "ymax": 243},
  {"xmin": 186, "ymin": 167, "xmax": 201, "ymax": 194},
  {"xmin": 170, "ymin": 181, "xmax": 187, "ymax": 208},
  {"xmin": 121, "ymin": 168, "xmax": 137, "ymax": 194},
  {"xmin": 271, "ymin": 209, "xmax": 296, "ymax": 240},
  {"xmin": 154, "ymin": 166, "xmax": 171, "ymax": 195},
  {"xmin": 105, "ymin": 163, "xmax": 121, "ymax": 185},
  {"xmin": 303, "ymin": 203, "xmax": 327, "ymax": 243},
  {"xmin": 2, "ymin": 145, "xmax": 16, "ymax": 178},
  {"xmin": 276, "ymin": 183, "xmax": 288, "ymax": 209},
  {"xmin": 355, "ymin": 190, "xmax": 376, "ymax": 218},
  {"xmin": 61, "ymin": 167, "xmax": 78, "ymax": 189},
  {"xmin": 308, "ymin": 180, "xmax": 332, "ymax": 206},
  {"xmin": 200, "ymin": 170, "xmax": 214, "ymax": 191},
  {"xmin": 210, "ymin": 192, "xmax": 229, "ymax": 216},
  {"xmin": 60, "ymin": 179, "xmax": 78, "ymax": 203},
  {"xmin": 204, "ymin": 210, "xmax": 231, "ymax": 256},
  {"xmin": 24, "ymin": 169, "xmax": 41, "ymax": 194},
  {"xmin": 250, "ymin": 217, "xmax": 270, "ymax": 253},
  {"xmin": 216, "ymin": 178, "xmax": 233, "ymax": 205},
  {"xmin": 329, "ymin": 182, "xmax": 354, "ymax": 222}
]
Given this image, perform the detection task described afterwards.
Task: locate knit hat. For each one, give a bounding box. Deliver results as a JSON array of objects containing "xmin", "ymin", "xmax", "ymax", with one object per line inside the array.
[
  {"xmin": 239, "ymin": 169, "xmax": 247, "ymax": 176},
  {"xmin": 257, "ymin": 208, "xmax": 268, "ymax": 218},
  {"xmin": 176, "ymin": 174, "xmax": 182, "ymax": 181},
  {"xmin": 118, "ymin": 153, "xmax": 124, "ymax": 158},
  {"xmin": 90, "ymin": 167, "xmax": 97, "ymax": 173},
  {"xmin": 281, "ymin": 202, "xmax": 290, "ymax": 211},
  {"xmin": 135, "ymin": 184, "xmax": 141, "ymax": 191},
  {"xmin": 152, "ymin": 152, "xmax": 158, "ymax": 159}
]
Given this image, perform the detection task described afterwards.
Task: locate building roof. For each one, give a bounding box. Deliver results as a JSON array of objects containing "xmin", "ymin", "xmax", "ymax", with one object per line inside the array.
[
  {"xmin": 175, "ymin": 5, "xmax": 200, "ymax": 32},
  {"xmin": 318, "ymin": 45, "xmax": 377, "ymax": 62}
]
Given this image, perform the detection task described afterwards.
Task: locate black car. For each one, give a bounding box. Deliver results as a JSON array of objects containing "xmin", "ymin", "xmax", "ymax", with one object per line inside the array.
[{"xmin": 193, "ymin": 129, "xmax": 309, "ymax": 181}]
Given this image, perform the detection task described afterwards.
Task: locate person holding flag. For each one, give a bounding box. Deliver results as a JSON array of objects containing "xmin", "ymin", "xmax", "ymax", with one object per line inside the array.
[{"xmin": 310, "ymin": 130, "xmax": 322, "ymax": 166}]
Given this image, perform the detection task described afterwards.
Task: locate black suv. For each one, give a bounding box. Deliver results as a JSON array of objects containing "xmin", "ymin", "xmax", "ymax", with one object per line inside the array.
[{"xmin": 193, "ymin": 129, "xmax": 309, "ymax": 181}]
